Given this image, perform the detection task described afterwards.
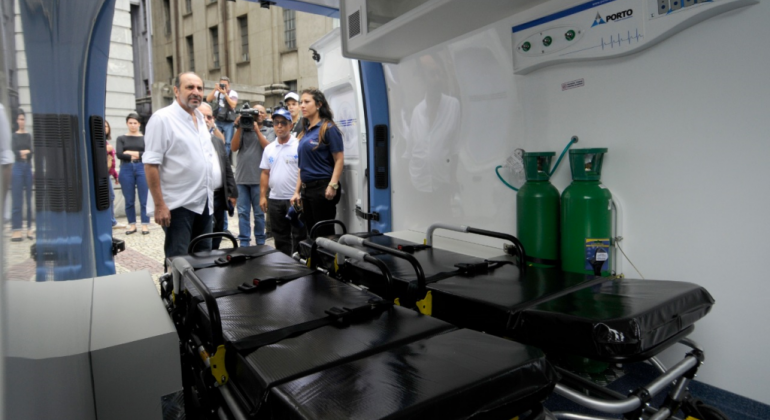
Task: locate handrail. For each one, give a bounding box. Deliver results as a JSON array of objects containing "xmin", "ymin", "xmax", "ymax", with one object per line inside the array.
[
  {"xmin": 309, "ymin": 220, "xmax": 347, "ymax": 239},
  {"xmin": 316, "ymin": 238, "xmax": 395, "ymax": 300},
  {"xmin": 188, "ymin": 232, "xmax": 238, "ymax": 255},
  {"xmin": 424, "ymin": 223, "xmax": 527, "ymax": 267},
  {"xmin": 339, "ymin": 234, "xmax": 427, "ymax": 297},
  {"xmin": 171, "ymin": 258, "xmax": 224, "ymax": 349}
]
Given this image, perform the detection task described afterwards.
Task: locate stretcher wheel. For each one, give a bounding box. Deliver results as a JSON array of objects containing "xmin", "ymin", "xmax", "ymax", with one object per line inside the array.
[{"xmin": 683, "ymin": 398, "xmax": 730, "ymax": 420}]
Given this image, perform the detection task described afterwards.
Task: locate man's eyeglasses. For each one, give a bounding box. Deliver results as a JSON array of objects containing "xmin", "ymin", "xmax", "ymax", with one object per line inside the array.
[
  {"xmin": 204, "ymin": 115, "xmax": 214, "ymax": 120},
  {"xmin": 273, "ymin": 119, "xmax": 291, "ymax": 126}
]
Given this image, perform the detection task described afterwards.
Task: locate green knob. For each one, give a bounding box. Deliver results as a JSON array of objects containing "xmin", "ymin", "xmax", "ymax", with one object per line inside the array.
[
  {"xmin": 522, "ymin": 41, "xmax": 531, "ymax": 52},
  {"xmin": 566, "ymin": 30, "xmax": 576, "ymax": 41},
  {"xmin": 543, "ymin": 36, "xmax": 553, "ymax": 47}
]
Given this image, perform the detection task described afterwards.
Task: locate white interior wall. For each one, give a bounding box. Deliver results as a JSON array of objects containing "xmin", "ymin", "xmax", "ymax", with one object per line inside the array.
[{"xmin": 385, "ymin": 2, "xmax": 770, "ymax": 405}]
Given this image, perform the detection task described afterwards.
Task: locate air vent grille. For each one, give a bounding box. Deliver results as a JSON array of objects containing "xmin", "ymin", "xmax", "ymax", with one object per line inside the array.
[
  {"xmin": 348, "ymin": 10, "xmax": 361, "ymax": 39},
  {"xmin": 33, "ymin": 114, "xmax": 82, "ymax": 213}
]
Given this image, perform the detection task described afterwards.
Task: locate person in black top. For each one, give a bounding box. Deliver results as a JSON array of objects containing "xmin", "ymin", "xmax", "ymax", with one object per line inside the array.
[
  {"xmin": 10, "ymin": 109, "xmax": 33, "ymax": 242},
  {"xmin": 200, "ymin": 103, "xmax": 238, "ymax": 249},
  {"xmin": 116, "ymin": 112, "xmax": 150, "ymax": 235}
]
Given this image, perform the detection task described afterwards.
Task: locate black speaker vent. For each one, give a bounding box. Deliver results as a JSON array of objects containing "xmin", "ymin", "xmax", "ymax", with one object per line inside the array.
[
  {"xmin": 373, "ymin": 124, "xmax": 388, "ymax": 189},
  {"xmin": 90, "ymin": 115, "xmax": 110, "ymax": 211}
]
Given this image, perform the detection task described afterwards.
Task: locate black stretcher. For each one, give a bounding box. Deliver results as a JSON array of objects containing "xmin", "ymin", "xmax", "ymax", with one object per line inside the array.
[
  {"xmin": 160, "ymin": 233, "xmax": 557, "ymax": 420},
  {"xmin": 301, "ymin": 232, "xmax": 714, "ymax": 362},
  {"xmin": 300, "ymin": 224, "xmax": 718, "ymax": 419}
]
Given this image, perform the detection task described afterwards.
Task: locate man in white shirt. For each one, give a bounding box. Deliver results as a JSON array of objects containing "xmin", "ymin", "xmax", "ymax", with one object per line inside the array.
[
  {"xmin": 205, "ymin": 76, "xmax": 238, "ymax": 158},
  {"xmin": 144, "ymin": 72, "xmax": 219, "ymax": 259},
  {"xmin": 259, "ymin": 108, "xmax": 305, "ymax": 256}
]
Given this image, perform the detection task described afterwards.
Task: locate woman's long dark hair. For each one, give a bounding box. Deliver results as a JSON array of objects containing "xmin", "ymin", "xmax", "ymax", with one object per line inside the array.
[
  {"xmin": 297, "ymin": 88, "xmax": 340, "ymax": 150},
  {"xmin": 104, "ymin": 119, "xmax": 112, "ymax": 140}
]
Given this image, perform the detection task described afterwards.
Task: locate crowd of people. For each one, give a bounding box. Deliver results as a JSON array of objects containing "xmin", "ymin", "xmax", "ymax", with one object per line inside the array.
[
  {"xmin": 142, "ymin": 72, "xmax": 344, "ymax": 261},
  {"xmin": 3, "ymin": 72, "xmax": 345, "ymax": 265}
]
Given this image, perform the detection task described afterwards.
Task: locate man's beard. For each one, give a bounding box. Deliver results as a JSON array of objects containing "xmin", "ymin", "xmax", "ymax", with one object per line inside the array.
[{"xmin": 184, "ymin": 94, "xmax": 202, "ymax": 109}]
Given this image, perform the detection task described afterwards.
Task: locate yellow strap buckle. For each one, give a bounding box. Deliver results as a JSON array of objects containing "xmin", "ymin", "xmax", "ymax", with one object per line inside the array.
[
  {"xmin": 210, "ymin": 345, "xmax": 229, "ymax": 385},
  {"xmin": 415, "ymin": 291, "xmax": 433, "ymax": 316}
]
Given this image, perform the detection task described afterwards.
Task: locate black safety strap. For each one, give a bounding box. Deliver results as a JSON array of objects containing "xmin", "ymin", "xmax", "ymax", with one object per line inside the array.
[
  {"xmin": 399, "ymin": 260, "xmax": 514, "ymax": 307},
  {"xmin": 187, "ymin": 248, "xmax": 280, "ymax": 270},
  {"xmin": 525, "ymin": 256, "xmax": 560, "ymax": 266},
  {"xmin": 421, "ymin": 260, "xmax": 514, "ymax": 286},
  {"xmin": 231, "ymin": 299, "xmax": 392, "ymax": 356},
  {"xmin": 208, "ymin": 271, "xmax": 312, "ymax": 299},
  {"xmin": 394, "ymin": 244, "xmax": 432, "ymax": 254}
]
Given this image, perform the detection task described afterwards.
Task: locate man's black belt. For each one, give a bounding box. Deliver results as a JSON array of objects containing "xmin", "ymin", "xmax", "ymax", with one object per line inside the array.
[{"xmin": 301, "ymin": 179, "xmax": 331, "ymax": 189}]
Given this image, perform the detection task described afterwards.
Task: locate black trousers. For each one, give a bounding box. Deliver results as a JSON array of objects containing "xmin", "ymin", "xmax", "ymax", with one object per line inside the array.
[
  {"xmin": 211, "ymin": 190, "xmax": 231, "ymax": 250},
  {"xmin": 300, "ymin": 179, "xmax": 341, "ymax": 238},
  {"xmin": 268, "ymin": 198, "xmax": 307, "ymax": 256}
]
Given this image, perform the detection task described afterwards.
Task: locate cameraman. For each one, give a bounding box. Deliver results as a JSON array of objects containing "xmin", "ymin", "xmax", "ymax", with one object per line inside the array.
[
  {"xmin": 206, "ymin": 76, "xmax": 238, "ymax": 157},
  {"xmin": 230, "ymin": 104, "xmax": 275, "ymax": 247}
]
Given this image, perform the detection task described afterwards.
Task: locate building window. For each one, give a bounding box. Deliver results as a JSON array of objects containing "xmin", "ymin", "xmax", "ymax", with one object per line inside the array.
[
  {"xmin": 238, "ymin": 16, "xmax": 249, "ymax": 62},
  {"xmin": 210, "ymin": 26, "xmax": 220, "ymax": 69},
  {"xmin": 285, "ymin": 80, "xmax": 297, "ymax": 94},
  {"xmin": 185, "ymin": 0, "xmax": 192, "ymax": 14},
  {"xmin": 186, "ymin": 36, "xmax": 195, "ymax": 72},
  {"xmin": 167, "ymin": 56, "xmax": 174, "ymax": 83},
  {"xmin": 163, "ymin": 0, "xmax": 171, "ymax": 36},
  {"xmin": 283, "ymin": 9, "xmax": 296, "ymax": 50},
  {"xmin": 141, "ymin": 0, "xmax": 148, "ymax": 33}
]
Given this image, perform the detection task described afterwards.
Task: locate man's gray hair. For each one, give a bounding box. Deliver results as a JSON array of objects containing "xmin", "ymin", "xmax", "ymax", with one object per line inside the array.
[
  {"xmin": 174, "ymin": 71, "xmax": 200, "ymax": 88},
  {"xmin": 199, "ymin": 102, "xmax": 213, "ymax": 112}
]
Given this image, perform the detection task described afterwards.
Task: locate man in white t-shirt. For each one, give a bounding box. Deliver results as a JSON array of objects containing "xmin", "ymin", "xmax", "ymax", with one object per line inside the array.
[
  {"xmin": 145, "ymin": 72, "xmax": 219, "ymax": 259},
  {"xmin": 259, "ymin": 108, "xmax": 305, "ymax": 256},
  {"xmin": 205, "ymin": 76, "xmax": 238, "ymax": 158}
]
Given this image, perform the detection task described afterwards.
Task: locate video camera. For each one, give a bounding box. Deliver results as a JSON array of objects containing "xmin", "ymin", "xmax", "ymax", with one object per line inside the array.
[{"xmin": 238, "ymin": 103, "xmax": 260, "ymax": 132}]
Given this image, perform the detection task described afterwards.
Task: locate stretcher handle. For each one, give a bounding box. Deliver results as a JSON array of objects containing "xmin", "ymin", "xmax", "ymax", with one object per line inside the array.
[
  {"xmin": 316, "ymin": 238, "xmax": 394, "ymax": 300},
  {"xmin": 425, "ymin": 223, "xmax": 527, "ymax": 267},
  {"xmin": 172, "ymin": 258, "xmax": 225, "ymax": 349},
  {"xmin": 340, "ymin": 235, "xmax": 427, "ymax": 295},
  {"xmin": 188, "ymin": 232, "xmax": 238, "ymax": 255},
  {"xmin": 309, "ymin": 220, "xmax": 347, "ymax": 240}
]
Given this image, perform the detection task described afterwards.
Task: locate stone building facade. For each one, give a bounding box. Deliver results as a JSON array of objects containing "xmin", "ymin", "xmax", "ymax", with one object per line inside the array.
[{"xmin": 150, "ymin": 0, "xmax": 336, "ymax": 110}]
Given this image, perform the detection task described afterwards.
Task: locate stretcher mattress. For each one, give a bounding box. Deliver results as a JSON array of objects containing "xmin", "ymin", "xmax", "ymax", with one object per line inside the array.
[
  {"xmin": 179, "ymin": 250, "xmax": 556, "ymax": 417},
  {"xmin": 307, "ymin": 236, "xmax": 715, "ymax": 361},
  {"xmin": 509, "ymin": 278, "xmax": 714, "ymax": 361},
  {"xmin": 271, "ymin": 329, "xmax": 556, "ymax": 420}
]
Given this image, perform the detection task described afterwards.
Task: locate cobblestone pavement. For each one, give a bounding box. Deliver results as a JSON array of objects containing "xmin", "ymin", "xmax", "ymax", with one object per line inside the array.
[{"xmin": 3, "ymin": 213, "xmax": 274, "ymax": 290}]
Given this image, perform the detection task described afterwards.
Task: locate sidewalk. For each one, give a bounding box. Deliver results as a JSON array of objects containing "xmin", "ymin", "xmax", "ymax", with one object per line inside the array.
[{"xmin": 3, "ymin": 213, "xmax": 274, "ymax": 288}]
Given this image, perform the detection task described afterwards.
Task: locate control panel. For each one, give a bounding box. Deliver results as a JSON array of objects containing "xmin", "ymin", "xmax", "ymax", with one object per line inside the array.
[{"xmin": 512, "ymin": 0, "xmax": 758, "ymax": 74}]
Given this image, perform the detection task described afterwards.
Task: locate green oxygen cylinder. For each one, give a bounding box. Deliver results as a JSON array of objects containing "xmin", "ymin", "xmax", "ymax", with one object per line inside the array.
[
  {"xmin": 517, "ymin": 152, "xmax": 559, "ymax": 268},
  {"xmin": 561, "ymin": 148, "xmax": 612, "ymax": 276}
]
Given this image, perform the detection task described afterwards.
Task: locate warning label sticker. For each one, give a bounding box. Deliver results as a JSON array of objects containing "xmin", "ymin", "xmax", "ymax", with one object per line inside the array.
[
  {"xmin": 585, "ymin": 238, "xmax": 610, "ymax": 272},
  {"xmin": 562, "ymin": 78, "xmax": 585, "ymax": 91}
]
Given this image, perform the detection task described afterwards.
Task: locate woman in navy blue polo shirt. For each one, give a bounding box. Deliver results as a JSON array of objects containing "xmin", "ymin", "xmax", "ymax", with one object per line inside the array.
[{"xmin": 290, "ymin": 88, "xmax": 344, "ymax": 237}]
